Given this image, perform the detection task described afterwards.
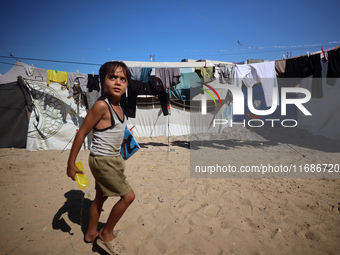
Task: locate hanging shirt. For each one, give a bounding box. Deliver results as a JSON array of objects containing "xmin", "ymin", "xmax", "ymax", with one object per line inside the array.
[
  {"xmin": 234, "ymin": 61, "xmax": 278, "ymax": 107},
  {"xmin": 155, "ymin": 68, "xmax": 181, "ymax": 93},
  {"xmin": 126, "ymin": 76, "xmax": 168, "ymax": 118},
  {"xmin": 285, "ymin": 54, "xmax": 323, "ymax": 98},
  {"xmin": 46, "ymin": 70, "xmax": 68, "ymax": 87}
]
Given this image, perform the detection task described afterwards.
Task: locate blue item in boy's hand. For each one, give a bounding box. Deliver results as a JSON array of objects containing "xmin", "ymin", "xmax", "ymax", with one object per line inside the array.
[{"xmin": 121, "ymin": 126, "xmax": 140, "ymax": 160}]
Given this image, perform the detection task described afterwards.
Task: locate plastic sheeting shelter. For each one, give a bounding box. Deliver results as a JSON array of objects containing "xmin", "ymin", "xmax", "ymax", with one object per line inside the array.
[
  {"xmin": 0, "ymin": 61, "xmax": 89, "ymax": 150},
  {"xmin": 1, "ymin": 59, "xmax": 338, "ymax": 151},
  {"xmin": 0, "ymin": 78, "xmax": 33, "ymax": 148}
]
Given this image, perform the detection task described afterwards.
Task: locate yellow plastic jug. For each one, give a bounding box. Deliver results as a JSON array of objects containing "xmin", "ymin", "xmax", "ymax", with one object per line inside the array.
[{"xmin": 75, "ymin": 162, "xmax": 90, "ymax": 189}]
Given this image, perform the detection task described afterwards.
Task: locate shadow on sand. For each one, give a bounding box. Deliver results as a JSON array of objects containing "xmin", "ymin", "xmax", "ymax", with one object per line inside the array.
[
  {"xmin": 52, "ymin": 190, "xmax": 116, "ymax": 254},
  {"xmin": 170, "ymin": 126, "xmax": 340, "ymax": 153}
]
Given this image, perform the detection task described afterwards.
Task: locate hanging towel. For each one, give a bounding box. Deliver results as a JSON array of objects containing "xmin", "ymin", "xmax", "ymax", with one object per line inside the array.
[
  {"xmin": 155, "ymin": 68, "xmax": 181, "ymax": 93},
  {"xmin": 275, "ymin": 59, "xmax": 286, "ymax": 78},
  {"xmin": 46, "ymin": 70, "xmax": 68, "ymax": 87}
]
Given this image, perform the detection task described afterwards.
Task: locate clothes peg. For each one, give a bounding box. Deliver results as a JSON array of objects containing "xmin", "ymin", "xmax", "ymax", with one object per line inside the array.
[
  {"xmin": 307, "ymin": 51, "xmax": 310, "ymax": 57},
  {"xmin": 204, "ymin": 61, "xmax": 207, "ymax": 68},
  {"xmin": 234, "ymin": 61, "xmax": 237, "ymax": 67},
  {"xmin": 77, "ymin": 70, "xmax": 79, "ymax": 74},
  {"xmin": 92, "ymin": 71, "xmax": 94, "ymax": 77},
  {"xmin": 56, "ymin": 68, "xmax": 58, "ymax": 73},
  {"xmin": 335, "ymin": 46, "xmax": 339, "ymax": 51}
]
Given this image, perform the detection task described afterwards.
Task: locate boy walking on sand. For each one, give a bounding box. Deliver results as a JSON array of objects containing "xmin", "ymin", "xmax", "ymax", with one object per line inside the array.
[{"xmin": 67, "ymin": 61, "xmax": 134, "ymax": 255}]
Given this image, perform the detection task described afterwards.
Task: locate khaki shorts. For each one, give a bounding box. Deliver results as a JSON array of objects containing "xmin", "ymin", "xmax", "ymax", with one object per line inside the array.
[{"xmin": 88, "ymin": 154, "xmax": 131, "ymax": 197}]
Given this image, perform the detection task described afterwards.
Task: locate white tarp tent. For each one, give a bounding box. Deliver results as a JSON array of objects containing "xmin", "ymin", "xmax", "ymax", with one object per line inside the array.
[
  {"xmin": 1, "ymin": 59, "xmax": 338, "ymax": 151},
  {"xmin": 297, "ymin": 62, "xmax": 340, "ymax": 140},
  {"xmin": 0, "ymin": 61, "xmax": 89, "ymax": 151},
  {"xmin": 0, "ymin": 60, "xmax": 233, "ymax": 150},
  {"xmin": 25, "ymin": 80, "xmax": 89, "ymax": 150},
  {"xmin": 126, "ymin": 99, "xmax": 232, "ymax": 138}
]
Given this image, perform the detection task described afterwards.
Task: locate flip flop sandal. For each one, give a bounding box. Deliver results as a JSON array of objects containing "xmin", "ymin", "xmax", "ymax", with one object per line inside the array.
[{"xmin": 96, "ymin": 237, "xmax": 126, "ymax": 255}]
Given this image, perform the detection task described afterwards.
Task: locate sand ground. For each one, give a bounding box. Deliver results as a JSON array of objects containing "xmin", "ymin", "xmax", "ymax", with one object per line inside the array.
[{"xmin": 0, "ymin": 126, "xmax": 339, "ymax": 255}]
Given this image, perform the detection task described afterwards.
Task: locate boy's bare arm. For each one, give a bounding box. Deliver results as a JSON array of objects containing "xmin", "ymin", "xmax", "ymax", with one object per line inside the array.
[{"xmin": 66, "ymin": 102, "xmax": 106, "ymax": 180}]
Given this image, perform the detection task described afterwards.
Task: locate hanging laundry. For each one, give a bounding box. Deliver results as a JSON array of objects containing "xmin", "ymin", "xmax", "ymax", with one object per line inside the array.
[
  {"xmin": 155, "ymin": 68, "xmax": 181, "ymax": 93},
  {"xmin": 139, "ymin": 68, "xmax": 152, "ymax": 83},
  {"xmin": 275, "ymin": 59, "xmax": 289, "ymax": 94},
  {"xmin": 225, "ymin": 89, "xmax": 233, "ymax": 106},
  {"xmin": 274, "ymin": 59, "xmax": 286, "ymax": 78},
  {"xmin": 129, "ymin": 67, "xmax": 142, "ymax": 81},
  {"xmin": 126, "ymin": 76, "xmax": 168, "ymax": 118},
  {"xmin": 284, "ymin": 54, "xmax": 323, "ymax": 98},
  {"xmin": 326, "ymin": 49, "xmax": 340, "ymax": 86},
  {"xmin": 179, "ymin": 67, "xmax": 194, "ymax": 73},
  {"xmin": 67, "ymin": 72, "xmax": 88, "ymax": 98},
  {"xmin": 195, "ymin": 66, "xmax": 215, "ymax": 83},
  {"xmin": 322, "ymin": 47, "xmax": 336, "ymax": 62},
  {"xmin": 234, "ymin": 61, "xmax": 278, "ymax": 107},
  {"xmin": 87, "ymin": 74, "xmax": 100, "ymax": 92},
  {"xmin": 24, "ymin": 65, "xmax": 35, "ymax": 77},
  {"xmin": 72, "ymin": 83, "xmax": 87, "ymax": 108},
  {"xmin": 218, "ymin": 65, "xmax": 234, "ymax": 84},
  {"xmin": 86, "ymin": 74, "xmax": 101, "ymax": 110},
  {"xmin": 170, "ymin": 72, "xmax": 202, "ymax": 101},
  {"xmin": 46, "ymin": 70, "xmax": 68, "ymax": 87}
]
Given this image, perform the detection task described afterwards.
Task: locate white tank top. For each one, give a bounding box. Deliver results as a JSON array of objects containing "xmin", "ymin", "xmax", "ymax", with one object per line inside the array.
[{"xmin": 90, "ymin": 98, "xmax": 126, "ymax": 156}]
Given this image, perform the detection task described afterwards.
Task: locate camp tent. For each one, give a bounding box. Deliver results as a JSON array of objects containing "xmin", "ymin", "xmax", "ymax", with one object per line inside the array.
[
  {"xmin": 1, "ymin": 59, "xmax": 338, "ymax": 151},
  {"xmin": 0, "ymin": 60, "xmax": 232, "ymax": 150},
  {"xmin": 0, "ymin": 76, "xmax": 33, "ymax": 148},
  {"xmin": 0, "ymin": 61, "xmax": 89, "ymax": 150},
  {"xmin": 297, "ymin": 62, "xmax": 340, "ymax": 140}
]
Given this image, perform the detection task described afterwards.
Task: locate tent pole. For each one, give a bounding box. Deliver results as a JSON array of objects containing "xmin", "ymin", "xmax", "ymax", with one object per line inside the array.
[{"xmin": 168, "ymin": 101, "xmax": 170, "ymax": 152}]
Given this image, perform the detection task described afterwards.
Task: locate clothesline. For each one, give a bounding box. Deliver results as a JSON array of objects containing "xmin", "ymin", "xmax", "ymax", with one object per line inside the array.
[
  {"xmin": 280, "ymin": 46, "xmax": 337, "ymax": 60},
  {"xmin": 120, "ymin": 60, "xmax": 232, "ymax": 68},
  {"xmin": 4, "ymin": 46, "xmax": 336, "ymax": 77}
]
